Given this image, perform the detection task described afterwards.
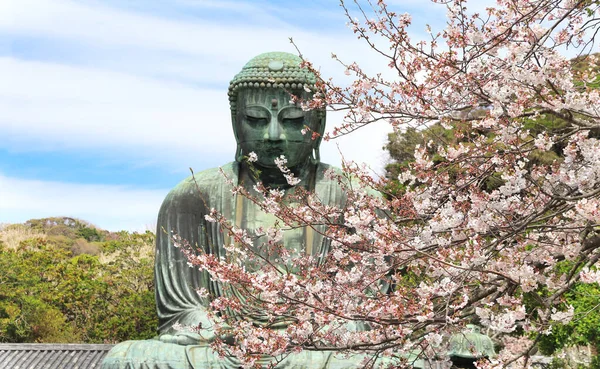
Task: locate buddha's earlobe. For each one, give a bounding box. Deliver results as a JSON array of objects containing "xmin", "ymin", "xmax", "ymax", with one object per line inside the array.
[
  {"xmin": 311, "ymin": 148, "xmax": 320, "ymax": 165},
  {"xmin": 235, "ymin": 144, "xmax": 243, "ymax": 162},
  {"xmin": 310, "ymin": 115, "xmax": 325, "ymax": 165}
]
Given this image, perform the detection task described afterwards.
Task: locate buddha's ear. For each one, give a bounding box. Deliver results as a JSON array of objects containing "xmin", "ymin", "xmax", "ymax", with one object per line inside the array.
[
  {"xmin": 311, "ymin": 110, "xmax": 326, "ymax": 164},
  {"xmin": 232, "ymin": 110, "xmax": 243, "ymax": 162},
  {"xmin": 235, "ymin": 144, "xmax": 243, "ymax": 163},
  {"xmin": 317, "ymin": 109, "xmax": 326, "ymax": 137}
]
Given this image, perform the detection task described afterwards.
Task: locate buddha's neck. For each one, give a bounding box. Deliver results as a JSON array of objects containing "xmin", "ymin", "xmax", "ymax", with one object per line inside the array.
[{"xmin": 238, "ymin": 160, "xmax": 317, "ymax": 192}]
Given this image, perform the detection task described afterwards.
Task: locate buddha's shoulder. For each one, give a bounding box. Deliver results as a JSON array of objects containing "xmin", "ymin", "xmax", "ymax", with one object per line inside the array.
[
  {"xmin": 313, "ymin": 163, "xmax": 345, "ymax": 195},
  {"xmin": 165, "ymin": 162, "xmax": 238, "ymax": 199},
  {"xmin": 315, "ymin": 163, "xmax": 342, "ymax": 181},
  {"xmin": 315, "ymin": 163, "xmax": 381, "ymax": 198}
]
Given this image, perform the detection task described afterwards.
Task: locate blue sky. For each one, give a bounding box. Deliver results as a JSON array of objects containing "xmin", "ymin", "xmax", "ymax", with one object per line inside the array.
[{"xmin": 0, "ymin": 0, "xmax": 448, "ymax": 231}]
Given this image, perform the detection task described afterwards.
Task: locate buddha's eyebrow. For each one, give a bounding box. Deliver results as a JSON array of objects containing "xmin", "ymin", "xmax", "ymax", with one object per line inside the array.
[
  {"xmin": 278, "ymin": 106, "xmax": 304, "ymax": 119},
  {"xmin": 245, "ymin": 105, "xmax": 270, "ymax": 117},
  {"xmin": 245, "ymin": 104, "xmax": 270, "ymax": 111}
]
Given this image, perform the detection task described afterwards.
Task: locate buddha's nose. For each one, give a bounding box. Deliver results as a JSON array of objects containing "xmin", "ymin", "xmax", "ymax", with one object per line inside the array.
[{"xmin": 264, "ymin": 116, "xmax": 286, "ymax": 141}]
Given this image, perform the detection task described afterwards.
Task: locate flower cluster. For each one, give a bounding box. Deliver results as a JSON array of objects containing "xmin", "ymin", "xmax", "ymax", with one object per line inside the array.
[{"xmin": 274, "ymin": 155, "xmax": 301, "ymax": 186}]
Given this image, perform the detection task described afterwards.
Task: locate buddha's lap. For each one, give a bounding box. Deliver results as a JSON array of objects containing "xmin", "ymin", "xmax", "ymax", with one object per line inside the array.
[
  {"xmin": 101, "ymin": 339, "xmax": 371, "ymax": 369},
  {"xmin": 102, "ymin": 339, "xmax": 218, "ymax": 369}
]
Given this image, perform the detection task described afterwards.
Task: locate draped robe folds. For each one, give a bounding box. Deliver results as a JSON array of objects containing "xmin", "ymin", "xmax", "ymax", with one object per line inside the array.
[{"xmin": 102, "ymin": 162, "xmax": 378, "ymax": 369}]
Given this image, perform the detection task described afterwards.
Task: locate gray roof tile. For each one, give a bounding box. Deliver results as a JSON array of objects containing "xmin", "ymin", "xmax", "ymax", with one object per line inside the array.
[{"xmin": 0, "ymin": 343, "xmax": 114, "ymax": 369}]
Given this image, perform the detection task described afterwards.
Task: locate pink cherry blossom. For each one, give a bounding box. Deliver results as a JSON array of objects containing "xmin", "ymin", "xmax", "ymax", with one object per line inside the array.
[{"xmin": 174, "ymin": 0, "xmax": 600, "ymax": 367}]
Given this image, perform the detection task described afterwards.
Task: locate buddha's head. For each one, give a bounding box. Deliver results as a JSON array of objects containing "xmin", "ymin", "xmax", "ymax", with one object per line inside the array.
[{"xmin": 229, "ymin": 52, "xmax": 325, "ymax": 169}]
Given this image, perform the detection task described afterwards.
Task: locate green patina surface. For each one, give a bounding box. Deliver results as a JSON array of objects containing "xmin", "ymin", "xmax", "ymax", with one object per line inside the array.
[{"xmin": 101, "ymin": 52, "xmax": 372, "ymax": 369}]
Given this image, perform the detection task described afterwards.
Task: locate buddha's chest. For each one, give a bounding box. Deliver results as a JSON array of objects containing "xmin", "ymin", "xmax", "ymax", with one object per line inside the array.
[{"xmin": 238, "ymin": 199, "xmax": 308, "ymax": 257}]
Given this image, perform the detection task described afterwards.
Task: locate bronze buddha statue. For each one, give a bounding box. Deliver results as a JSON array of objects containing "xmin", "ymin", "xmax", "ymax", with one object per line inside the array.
[{"xmin": 102, "ymin": 52, "xmax": 369, "ymax": 369}]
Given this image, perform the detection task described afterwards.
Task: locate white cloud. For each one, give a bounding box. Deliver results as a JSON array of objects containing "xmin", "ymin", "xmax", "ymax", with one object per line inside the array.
[
  {"xmin": 0, "ymin": 173, "xmax": 167, "ymax": 231},
  {"xmin": 0, "ymin": 0, "xmax": 406, "ymax": 81},
  {"xmin": 320, "ymin": 110, "xmax": 391, "ymax": 176},
  {"xmin": 169, "ymin": 0, "xmax": 300, "ymax": 27},
  {"xmin": 0, "ymin": 0, "xmax": 398, "ymax": 172},
  {"xmin": 0, "ymin": 0, "xmax": 406, "ymax": 229},
  {"xmin": 0, "ymin": 57, "xmax": 236, "ymax": 163},
  {"xmin": 0, "ymin": 56, "xmax": 390, "ymax": 173},
  {"xmin": 0, "ymin": 0, "xmax": 353, "ymax": 67}
]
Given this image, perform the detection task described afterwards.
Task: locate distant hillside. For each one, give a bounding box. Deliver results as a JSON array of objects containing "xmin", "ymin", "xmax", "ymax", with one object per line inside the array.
[{"xmin": 0, "ymin": 217, "xmax": 157, "ymax": 343}]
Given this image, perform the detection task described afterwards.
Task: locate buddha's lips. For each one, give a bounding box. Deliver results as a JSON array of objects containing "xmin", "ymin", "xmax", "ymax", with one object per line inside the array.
[
  {"xmin": 244, "ymin": 142, "xmax": 285, "ymax": 154},
  {"xmin": 249, "ymin": 146, "xmax": 281, "ymax": 158},
  {"xmin": 241, "ymin": 141, "xmax": 307, "ymax": 160}
]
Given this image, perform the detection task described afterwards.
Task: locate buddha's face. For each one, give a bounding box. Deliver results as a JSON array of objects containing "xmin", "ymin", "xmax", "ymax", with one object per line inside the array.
[{"xmin": 235, "ymin": 88, "xmax": 321, "ymax": 169}]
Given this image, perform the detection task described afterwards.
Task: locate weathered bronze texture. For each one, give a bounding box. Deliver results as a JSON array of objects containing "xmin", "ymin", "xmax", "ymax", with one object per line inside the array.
[{"xmin": 101, "ymin": 52, "xmax": 368, "ymax": 369}]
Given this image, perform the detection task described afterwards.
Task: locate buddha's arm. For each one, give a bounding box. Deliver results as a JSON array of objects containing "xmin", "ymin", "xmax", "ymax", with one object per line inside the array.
[{"xmin": 154, "ymin": 177, "xmax": 218, "ymax": 344}]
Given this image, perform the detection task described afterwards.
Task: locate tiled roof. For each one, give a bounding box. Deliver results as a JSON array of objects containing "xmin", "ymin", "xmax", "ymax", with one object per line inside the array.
[{"xmin": 0, "ymin": 343, "xmax": 114, "ymax": 369}]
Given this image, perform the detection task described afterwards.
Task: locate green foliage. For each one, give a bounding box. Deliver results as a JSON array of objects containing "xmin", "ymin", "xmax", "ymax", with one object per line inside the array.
[
  {"xmin": 25, "ymin": 216, "xmax": 81, "ymax": 231},
  {"xmin": 70, "ymin": 238, "xmax": 101, "ymax": 256},
  {"xmin": 538, "ymin": 282, "xmax": 600, "ymax": 356},
  {"xmin": 25, "ymin": 216, "xmax": 107, "ymax": 243},
  {"xmin": 572, "ymin": 53, "xmax": 600, "ymax": 90},
  {"xmin": 381, "ymin": 55, "xmax": 600, "ymax": 363},
  {"xmin": 46, "ymin": 235, "xmax": 75, "ymax": 249},
  {"xmin": 0, "ymin": 220, "xmax": 157, "ymax": 343},
  {"xmin": 384, "ymin": 121, "xmax": 507, "ymax": 197},
  {"xmin": 384, "ymin": 126, "xmax": 424, "ymax": 178},
  {"xmin": 77, "ymin": 226, "xmax": 104, "ymax": 242},
  {"xmin": 384, "ymin": 54, "xmax": 600, "ymax": 189}
]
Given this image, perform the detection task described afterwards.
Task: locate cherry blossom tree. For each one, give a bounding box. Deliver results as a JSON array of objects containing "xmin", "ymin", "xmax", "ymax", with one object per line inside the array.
[{"xmin": 176, "ymin": 0, "xmax": 600, "ymax": 368}]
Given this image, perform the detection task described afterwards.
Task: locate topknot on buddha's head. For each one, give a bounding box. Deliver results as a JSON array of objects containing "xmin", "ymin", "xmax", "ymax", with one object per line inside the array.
[{"xmin": 228, "ymin": 52, "xmax": 318, "ymax": 114}]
